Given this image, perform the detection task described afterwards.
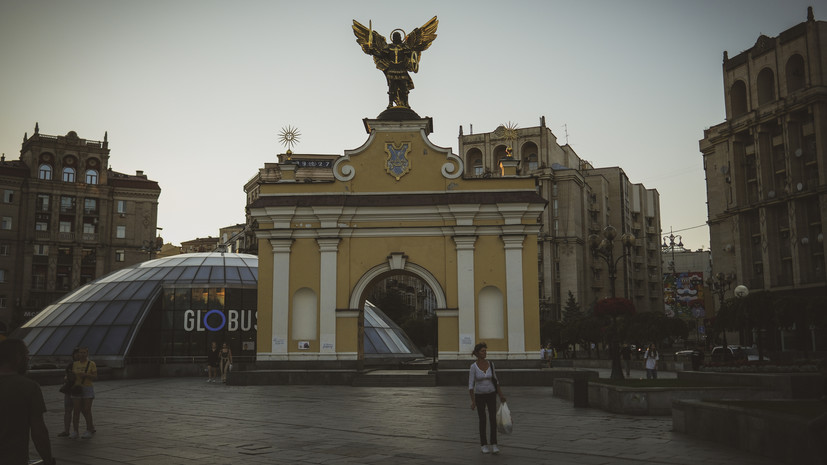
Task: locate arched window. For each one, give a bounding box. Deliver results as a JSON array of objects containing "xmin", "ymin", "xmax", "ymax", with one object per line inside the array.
[
  {"xmin": 473, "ymin": 159, "xmax": 483, "ymax": 176},
  {"xmin": 730, "ymin": 80, "xmax": 748, "ymax": 117},
  {"xmin": 62, "ymin": 167, "xmax": 76, "ymax": 183},
  {"xmin": 85, "ymin": 169, "xmax": 99, "ymax": 185},
  {"xmin": 38, "ymin": 164, "xmax": 53, "ymax": 180},
  {"xmin": 785, "ymin": 54, "xmax": 806, "ymax": 93},
  {"xmin": 757, "ymin": 68, "xmax": 776, "ymax": 105}
]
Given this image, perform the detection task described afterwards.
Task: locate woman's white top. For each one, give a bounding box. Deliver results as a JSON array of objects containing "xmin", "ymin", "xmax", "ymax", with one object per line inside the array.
[
  {"xmin": 468, "ymin": 361, "xmax": 496, "ymax": 394},
  {"xmin": 644, "ymin": 349, "xmax": 659, "ymax": 370}
]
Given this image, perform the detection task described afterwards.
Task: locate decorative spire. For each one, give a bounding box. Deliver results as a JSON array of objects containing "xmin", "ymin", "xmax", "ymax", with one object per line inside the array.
[
  {"xmin": 808, "ymin": 6, "xmax": 814, "ymax": 21},
  {"xmin": 104, "ymin": 131, "xmax": 108, "ymax": 142},
  {"xmin": 34, "ymin": 122, "xmax": 39, "ymax": 134},
  {"xmin": 723, "ymin": 51, "xmax": 728, "ymax": 63}
]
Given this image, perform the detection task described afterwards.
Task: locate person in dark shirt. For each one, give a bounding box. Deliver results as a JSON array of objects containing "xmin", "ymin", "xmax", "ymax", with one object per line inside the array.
[{"xmin": 0, "ymin": 338, "xmax": 56, "ymax": 465}]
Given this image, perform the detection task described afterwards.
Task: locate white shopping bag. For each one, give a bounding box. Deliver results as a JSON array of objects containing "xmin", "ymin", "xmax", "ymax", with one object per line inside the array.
[{"xmin": 496, "ymin": 401, "xmax": 513, "ymax": 434}]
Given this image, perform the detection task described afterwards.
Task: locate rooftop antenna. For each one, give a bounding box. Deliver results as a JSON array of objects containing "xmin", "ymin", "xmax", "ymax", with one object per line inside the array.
[{"xmin": 563, "ymin": 124, "xmax": 569, "ymax": 145}]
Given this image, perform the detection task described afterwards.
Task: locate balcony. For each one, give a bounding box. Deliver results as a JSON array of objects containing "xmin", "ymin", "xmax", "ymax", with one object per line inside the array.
[
  {"xmin": 58, "ymin": 232, "xmax": 75, "ymax": 242},
  {"xmin": 82, "ymin": 233, "xmax": 99, "ymax": 242},
  {"xmin": 34, "ymin": 231, "xmax": 51, "ymax": 240}
]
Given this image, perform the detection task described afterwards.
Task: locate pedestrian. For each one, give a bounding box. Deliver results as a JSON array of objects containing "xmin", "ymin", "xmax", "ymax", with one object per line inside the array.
[
  {"xmin": 58, "ymin": 347, "xmax": 80, "ymax": 437},
  {"xmin": 0, "ymin": 338, "xmax": 57, "ymax": 465},
  {"xmin": 644, "ymin": 343, "xmax": 659, "ymax": 379},
  {"xmin": 468, "ymin": 342, "xmax": 506, "ymax": 455},
  {"xmin": 219, "ymin": 342, "xmax": 233, "ymax": 383},
  {"xmin": 620, "ymin": 344, "xmax": 632, "ymax": 377},
  {"xmin": 540, "ymin": 344, "xmax": 548, "ymax": 367},
  {"xmin": 70, "ymin": 346, "xmax": 97, "ymax": 439},
  {"xmin": 207, "ymin": 341, "xmax": 219, "ymax": 383},
  {"xmin": 544, "ymin": 343, "xmax": 553, "ymax": 368}
]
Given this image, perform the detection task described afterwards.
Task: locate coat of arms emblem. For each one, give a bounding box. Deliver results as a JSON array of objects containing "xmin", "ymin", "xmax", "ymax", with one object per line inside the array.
[{"xmin": 385, "ymin": 142, "xmax": 411, "ymax": 180}]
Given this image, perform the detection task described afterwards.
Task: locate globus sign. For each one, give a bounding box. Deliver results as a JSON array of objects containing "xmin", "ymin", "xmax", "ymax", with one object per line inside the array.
[{"xmin": 183, "ymin": 309, "xmax": 257, "ymax": 332}]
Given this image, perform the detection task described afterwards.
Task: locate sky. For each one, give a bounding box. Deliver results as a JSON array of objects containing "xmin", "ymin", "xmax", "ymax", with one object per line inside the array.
[{"xmin": 0, "ymin": 0, "xmax": 818, "ymax": 249}]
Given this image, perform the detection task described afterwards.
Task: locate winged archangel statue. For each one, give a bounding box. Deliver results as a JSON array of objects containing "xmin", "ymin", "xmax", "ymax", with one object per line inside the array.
[{"xmin": 352, "ymin": 16, "xmax": 438, "ymax": 109}]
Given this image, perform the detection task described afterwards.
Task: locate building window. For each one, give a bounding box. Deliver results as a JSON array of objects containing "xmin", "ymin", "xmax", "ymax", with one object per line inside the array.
[
  {"xmin": 59, "ymin": 221, "xmax": 72, "ymax": 233},
  {"xmin": 84, "ymin": 199, "xmax": 97, "ymax": 214},
  {"xmin": 60, "ymin": 196, "xmax": 76, "ymax": 213},
  {"xmin": 0, "ymin": 295, "xmax": 6, "ymax": 308},
  {"xmin": 115, "ymin": 250, "xmax": 125, "ymax": 262},
  {"xmin": 83, "ymin": 222, "xmax": 96, "ymax": 234},
  {"xmin": 116, "ymin": 225, "xmax": 126, "ymax": 238},
  {"xmin": 0, "ymin": 244, "xmax": 9, "ymax": 256},
  {"xmin": 35, "ymin": 222, "xmax": 48, "ymax": 232},
  {"xmin": 38, "ymin": 164, "xmax": 52, "ymax": 180},
  {"xmin": 36, "ymin": 194, "xmax": 50, "ymax": 211},
  {"xmin": 0, "ymin": 269, "xmax": 5, "ymax": 283},
  {"xmin": 62, "ymin": 167, "xmax": 76, "ymax": 183},
  {"xmin": 1, "ymin": 217, "xmax": 11, "ymax": 230},
  {"xmin": 34, "ymin": 244, "xmax": 49, "ymax": 256},
  {"xmin": 117, "ymin": 200, "xmax": 126, "ymax": 214},
  {"xmin": 3, "ymin": 190, "xmax": 13, "ymax": 203},
  {"xmin": 85, "ymin": 169, "xmax": 99, "ymax": 185},
  {"xmin": 473, "ymin": 159, "xmax": 483, "ymax": 176}
]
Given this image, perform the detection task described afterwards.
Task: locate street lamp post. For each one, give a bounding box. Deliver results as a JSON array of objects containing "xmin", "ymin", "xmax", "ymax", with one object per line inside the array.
[
  {"xmin": 662, "ymin": 230, "xmax": 683, "ymax": 318},
  {"xmin": 706, "ymin": 272, "xmax": 735, "ymax": 360},
  {"xmin": 589, "ymin": 225, "xmax": 635, "ymax": 380}
]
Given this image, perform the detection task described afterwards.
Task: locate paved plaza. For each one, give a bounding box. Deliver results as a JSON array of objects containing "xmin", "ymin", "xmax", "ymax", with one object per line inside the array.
[{"xmin": 30, "ymin": 370, "xmax": 783, "ymax": 465}]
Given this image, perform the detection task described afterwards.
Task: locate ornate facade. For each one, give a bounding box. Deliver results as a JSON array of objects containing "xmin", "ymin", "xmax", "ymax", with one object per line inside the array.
[
  {"xmin": 458, "ymin": 120, "xmax": 664, "ymax": 319},
  {"xmin": 0, "ymin": 125, "xmax": 160, "ymax": 332},
  {"xmin": 700, "ymin": 8, "xmax": 826, "ymax": 309}
]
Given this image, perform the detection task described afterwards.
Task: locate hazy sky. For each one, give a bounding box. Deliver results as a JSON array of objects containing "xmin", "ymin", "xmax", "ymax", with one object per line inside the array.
[{"xmin": 0, "ymin": 1, "xmax": 817, "ymax": 248}]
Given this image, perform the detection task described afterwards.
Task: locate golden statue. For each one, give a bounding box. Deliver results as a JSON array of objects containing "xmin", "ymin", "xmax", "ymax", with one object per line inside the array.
[{"xmin": 353, "ymin": 16, "xmax": 438, "ymax": 109}]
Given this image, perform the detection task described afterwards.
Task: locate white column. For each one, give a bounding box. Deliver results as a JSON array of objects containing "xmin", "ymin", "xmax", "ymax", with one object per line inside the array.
[
  {"xmin": 502, "ymin": 235, "xmax": 526, "ymax": 355},
  {"xmin": 270, "ymin": 239, "xmax": 292, "ymax": 356},
  {"xmin": 454, "ymin": 236, "xmax": 477, "ymax": 355},
  {"xmin": 317, "ymin": 238, "xmax": 340, "ymax": 355}
]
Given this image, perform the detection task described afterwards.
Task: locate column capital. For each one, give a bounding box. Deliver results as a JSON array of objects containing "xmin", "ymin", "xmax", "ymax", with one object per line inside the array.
[
  {"xmin": 269, "ymin": 239, "xmax": 293, "ymax": 254},
  {"xmin": 453, "ymin": 235, "xmax": 478, "ymax": 250}
]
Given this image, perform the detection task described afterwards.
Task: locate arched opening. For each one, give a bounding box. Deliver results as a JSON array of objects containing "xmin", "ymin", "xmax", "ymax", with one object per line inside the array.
[
  {"xmin": 520, "ymin": 141, "xmax": 539, "ymax": 172},
  {"xmin": 757, "ymin": 68, "xmax": 776, "ymax": 106},
  {"xmin": 730, "ymin": 80, "xmax": 748, "ymax": 117},
  {"xmin": 466, "ymin": 147, "xmax": 483, "ymax": 176},
  {"xmin": 358, "ymin": 271, "xmax": 437, "ymax": 364},
  {"xmin": 350, "ymin": 259, "xmax": 446, "ymax": 366},
  {"xmin": 493, "ymin": 145, "xmax": 509, "ymax": 164},
  {"xmin": 785, "ymin": 54, "xmax": 806, "ymax": 93}
]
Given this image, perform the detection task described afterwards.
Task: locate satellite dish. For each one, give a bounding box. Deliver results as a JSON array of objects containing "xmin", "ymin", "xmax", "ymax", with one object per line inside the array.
[
  {"xmin": 795, "ymin": 148, "xmax": 803, "ymax": 157},
  {"xmin": 768, "ymin": 190, "xmax": 776, "ymax": 198},
  {"xmin": 797, "ymin": 182, "xmax": 804, "ymax": 191}
]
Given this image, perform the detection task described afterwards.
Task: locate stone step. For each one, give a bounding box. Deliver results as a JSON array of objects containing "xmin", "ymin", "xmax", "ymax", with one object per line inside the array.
[{"xmin": 352, "ymin": 370, "xmax": 436, "ymax": 387}]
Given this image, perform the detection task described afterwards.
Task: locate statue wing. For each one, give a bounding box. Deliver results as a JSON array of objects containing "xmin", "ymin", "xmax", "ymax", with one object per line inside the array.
[
  {"xmin": 405, "ymin": 16, "xmax": 438, "ymax": 52},
  {"xmin": 353, "ymin": 19, "xmax": 391, "ymax": 70}
]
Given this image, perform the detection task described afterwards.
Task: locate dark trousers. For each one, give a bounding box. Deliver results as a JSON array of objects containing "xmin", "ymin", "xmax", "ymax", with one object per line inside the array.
[{"xmin": 475, "ymin": 392, "xmax": 497, "ymax": 446}]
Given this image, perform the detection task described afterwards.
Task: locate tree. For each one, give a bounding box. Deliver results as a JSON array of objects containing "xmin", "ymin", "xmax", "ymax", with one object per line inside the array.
[
  {"xmin": 595, "ymin": 297, "xmax": 636, "ymax": 379},
  {"xmin": 626, "ymin": 311, "xmax": 688, "ymax": 348},
  {"xmin": 563, "ymin": 291, "xmax": 581, "ymax": 322}
]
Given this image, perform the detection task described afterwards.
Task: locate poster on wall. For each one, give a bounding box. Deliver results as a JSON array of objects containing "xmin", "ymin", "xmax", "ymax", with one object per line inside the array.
[{"xmin": 663, "ymin": 271, "xmax": 705, "ymax": 319}]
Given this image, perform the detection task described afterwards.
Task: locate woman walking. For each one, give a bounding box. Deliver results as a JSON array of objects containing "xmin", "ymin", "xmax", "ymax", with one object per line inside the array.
[
  {"xmin": 644, "ymin": 343, "xmax": 659, "ymax": 379},
  {"xmin": 219, "ymin": 342, "xmax": 233, "ymax": 383},
  {"xmin": 57, "ymin": 347, "xmax": 80, "ymax": 437},
  {"xmin": 70, "ymin": 347, "xmax": 97, "ymax": 439},
  {"xmin": 468, "ymin": 342, "xmax": 506, "ymax": 454}
]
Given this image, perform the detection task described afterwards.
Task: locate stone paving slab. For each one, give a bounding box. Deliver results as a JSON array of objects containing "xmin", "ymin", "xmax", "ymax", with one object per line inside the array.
[{"xmin": 31, "ymin": 377, "xmax": 782, "ymax": 465}]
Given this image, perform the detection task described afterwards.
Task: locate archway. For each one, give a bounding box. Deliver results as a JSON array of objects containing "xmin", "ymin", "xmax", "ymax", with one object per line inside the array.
[{"xmin": 350, "ymin": 255, "xmax": 446, "ymax": 364}]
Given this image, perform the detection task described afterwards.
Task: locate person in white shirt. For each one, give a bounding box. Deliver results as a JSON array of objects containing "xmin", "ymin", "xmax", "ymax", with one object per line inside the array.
[
  {"xmin": 644, "ymin": 343, "xmax": 659, "ymax": 379},
  {"xmin": 468, "ymin": 342, "xmax": 506, "ymax": 455}
]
